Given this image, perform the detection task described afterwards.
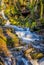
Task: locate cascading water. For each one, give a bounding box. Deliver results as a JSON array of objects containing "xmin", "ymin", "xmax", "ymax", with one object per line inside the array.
[
  {"xmin": 0, "ymin": 4, "xmax": 44, "ymax": 65},
  {"xmin": 4, "ymin": 24, "xmax": 44, "ymax": 65}
]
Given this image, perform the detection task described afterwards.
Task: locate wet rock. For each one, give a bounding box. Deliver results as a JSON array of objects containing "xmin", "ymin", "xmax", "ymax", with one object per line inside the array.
[
  {"xmin": 38, "ymin": 57, "xmax": 44, "ymax": 65},
  {"xmin": 16, "ymin": 56, "xmax": 32, "ymax": 65}
]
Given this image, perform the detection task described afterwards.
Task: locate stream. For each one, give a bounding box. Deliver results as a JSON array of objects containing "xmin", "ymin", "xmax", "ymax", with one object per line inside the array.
[
  {"xmin": 0, "ymin": 7, "xmax": 44, "ymax": 65},
  {"xmin": 4, "ymin": 24, "xmax": 44, "ymax": 65}
]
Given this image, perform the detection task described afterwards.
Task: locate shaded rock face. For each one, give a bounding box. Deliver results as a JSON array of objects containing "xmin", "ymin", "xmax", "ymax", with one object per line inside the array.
[{"xmin": 37, "ymin": 29, "xmax": 44, "ymax": 36}]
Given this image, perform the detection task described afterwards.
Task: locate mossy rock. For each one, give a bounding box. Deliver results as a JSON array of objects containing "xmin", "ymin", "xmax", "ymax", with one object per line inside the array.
[
  {"xmin": 0, "ymin": 34, "xmax": 7, "ymax": 42},
  {"xmin": 6, "ymin": 30, "xmax": 20, "ymax": 47},
  {"xmin": 31, "ymin": 52, "xmax": 44, "ymax": 59}
]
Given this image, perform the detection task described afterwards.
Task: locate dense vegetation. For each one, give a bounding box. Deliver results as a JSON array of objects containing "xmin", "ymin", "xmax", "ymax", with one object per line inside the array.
[{"xmin": 0, "ymin": 0, "xmax": 44, "ymax": 31}]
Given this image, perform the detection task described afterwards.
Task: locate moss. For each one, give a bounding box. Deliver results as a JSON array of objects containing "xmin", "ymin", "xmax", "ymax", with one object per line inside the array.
[{"xmin": 31, "ymin": 52, "xmax": 44, "ymax": 59}]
